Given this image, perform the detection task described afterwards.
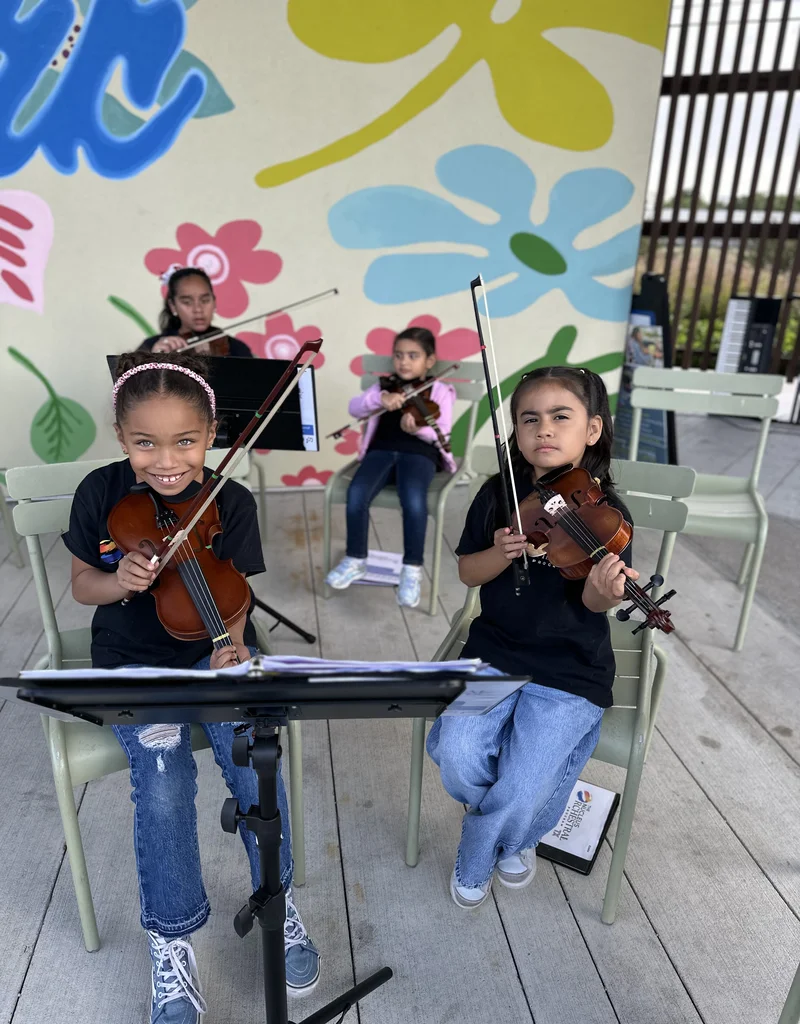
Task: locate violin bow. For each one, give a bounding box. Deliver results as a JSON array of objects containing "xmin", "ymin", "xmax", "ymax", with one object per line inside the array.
[
  {"xmin": 151, "ymin": 339, "xmax": 322, "ymax": 576},
  {"xmin": 469, "ymin": 276, "xmax": 530, "ymax": 595},
  {"xmin": 325, "ymin": 362, "xmax": 460, "ymax": 440},
  {"xmin": 173, "ymin": 288, "xmax": 338, "ymax": 351}
]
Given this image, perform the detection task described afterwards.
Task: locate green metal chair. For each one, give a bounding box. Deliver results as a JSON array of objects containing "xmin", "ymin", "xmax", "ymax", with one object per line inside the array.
[
  {"xmin": 405, "ymin": 450, "xmax": 695, "ymax": 924},
  {"xmin": 779, "ymin": 961, "xmax": 800, "ymax": 1024},
  {"xmin": 322, "ymin": 357, "xmax": 484, "ymax": 615},
  {"xmin": 627, "ymin": 366, "xmax": 782, "ymax": 651},
  {"xmin": 6, "ymin": 450, "xmax": 304, "ymax": 952}
]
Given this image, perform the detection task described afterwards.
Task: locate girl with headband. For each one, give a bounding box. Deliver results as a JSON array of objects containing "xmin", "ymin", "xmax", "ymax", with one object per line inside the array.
[{"xmin": 62, "ymin": 352, "xmax": 320, "ymax": 1022}]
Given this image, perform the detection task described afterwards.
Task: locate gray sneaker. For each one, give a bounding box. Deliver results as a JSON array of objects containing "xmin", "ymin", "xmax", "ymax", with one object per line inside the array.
[
  {"xmin": 449, "ymin": 869, "xmax": 492, "ymax": 909},
  {"xmin": 496, "ymin": 848, "xmax": 537, "ymax": 889},
  {"xmin": 284, "ymin": 889, "xmax": 320, "ymax": 997},
  {"xmin": 147, "ymin": 931, "xmax": 207, "ymax": 1024}
]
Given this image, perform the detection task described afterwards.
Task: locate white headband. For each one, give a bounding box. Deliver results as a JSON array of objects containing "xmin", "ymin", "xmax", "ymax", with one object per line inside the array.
[{"xmin": 113, "ymin": 362, "xmax": 216, "ymax": 418}]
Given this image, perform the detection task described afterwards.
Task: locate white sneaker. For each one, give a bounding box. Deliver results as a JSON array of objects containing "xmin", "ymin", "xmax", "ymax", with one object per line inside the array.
[
  {"xmin": 496, "ymin": 848, "xmax": 537, "ymax": 889},
  {"xmin": 325, "ymin": 556, "xmax": 366, "ymax": 590},
  {"xmin": 450, "ymin": 869, "xmax": 492, "ymax": 909},
  {"xmin": 397, "ymin": 564, "xmax": 423, "ymax": 608}
]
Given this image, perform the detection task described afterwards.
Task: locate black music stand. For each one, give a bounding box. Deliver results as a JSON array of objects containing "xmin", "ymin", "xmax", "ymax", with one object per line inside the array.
[{"xmin": 11, "ymin": 662, "xmax": 527, "ymax": 1024}]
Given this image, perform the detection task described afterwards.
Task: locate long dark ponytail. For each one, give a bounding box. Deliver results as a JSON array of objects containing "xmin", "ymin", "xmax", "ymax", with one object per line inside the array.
[
  {"xmin": 158, "ymin": 267, "xmax": 215, "ymax": 334},
  {"xmin": 483, "ymin": 365, "xmax": 618, "ymax": 533}
]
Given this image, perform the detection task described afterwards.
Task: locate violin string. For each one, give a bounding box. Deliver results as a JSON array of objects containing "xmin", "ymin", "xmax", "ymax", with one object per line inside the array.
[
  {"xmin": 167, "ymin": 518, "xmax": 232, "ymax": 649},
  {"xmin": 478, "ymin": 278, "xmax": 527, "ymax": 570}
]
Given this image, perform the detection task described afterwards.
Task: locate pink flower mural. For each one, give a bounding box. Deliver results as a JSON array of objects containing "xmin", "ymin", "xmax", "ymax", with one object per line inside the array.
[
  {"xmin": 0, "ymin": 191, "xmax": 54, "ymax": 314},
  {"xmin": 350, "ymin": 314, "xmax": 480, "ymax": 376},
  {"xmin": 239, "ymin": 312, "xmax": 325, "ymax": 368},
  {"xmin": 333, "ymin": 428, "xmax": 361, "ymax": 456},
  {"xmin": 281, "ymin": 465, "xmax": 333, "ymax": 487},
  {"xmin": 145, "ymin": 220, "xmax": 282, "ymax": 317}
]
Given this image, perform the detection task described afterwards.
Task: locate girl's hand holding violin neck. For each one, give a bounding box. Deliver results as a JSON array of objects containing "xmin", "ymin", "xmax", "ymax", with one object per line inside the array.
[
  {"xmin": 400, "ymin": 411, "xmax": 420, "ymax": 434},
  {"xmin": 209, "ymin": 643, "xmax": 252, "ymax": 670},
  {"xmin": 494, "ymin": 527, "xmax": 529, "ymax": 562},
  {"xmin": 116, "ymin": 551, "xmax": 158, "ymax": 594},
  {"xmin": 380, "ymin": 390, "xmax": 405, "ymax": 411},
  {"xmin": 584, "ymin": 552, "xmax": 639, "ymax": 607},
  {"xmin": 151, "ymin": 335, "xmax": 186, "ymax": 354}
]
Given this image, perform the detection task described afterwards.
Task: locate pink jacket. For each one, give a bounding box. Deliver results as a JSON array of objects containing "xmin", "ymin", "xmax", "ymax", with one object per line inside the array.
[{"xmin": 349, "ymin": 380, "xmax": 457, "ymax": 474}]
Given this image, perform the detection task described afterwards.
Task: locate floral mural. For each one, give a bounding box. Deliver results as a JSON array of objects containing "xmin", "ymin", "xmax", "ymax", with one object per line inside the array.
[
  {"xmin": 350, "ymin": 313, "xmax": 480, "ymax": 376},
  {"xmin": 144, "ymin": 221, "xmax": 282, "ymax": 318},
  {"xmin": 0, "ymin": 191, "xmax": 54, "ymax": 314},
  {"xmin": 281, "ymin": 465, "xmax": 333, "ymax": 487},
  {"xmin": 240, "ymin": 312, "xmax": 325, "ymax": 368},
  {"xmin": 330, "ymin": 145, "xmax": 640, "ymax": 320}
]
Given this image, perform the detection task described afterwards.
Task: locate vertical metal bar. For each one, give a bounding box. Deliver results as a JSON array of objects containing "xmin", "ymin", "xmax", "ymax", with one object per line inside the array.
[
  {"xmin": 686, "ymin": 0, "xmax": 752, "ymax": 367},
  {"xmin": 768, "ymin": 129, "xmax": 800, "ymax": 299},
  {"xmin": 703, "ymin": 0, "xmax": 773, "ymax": 353},
  {"xmin": 780, "ymin": 249, "xmax": 800, "ymax": 379},
  {"xmin": 671, "ymin": 0, "xmax": 732, "ymax": 366},
  {"xmin": 646, "ymin": 0, "xmax": 695, "ymax": 272},
  {"xmin": 731, "ymin": 0, "xmax": 793, "ymax": 295}
]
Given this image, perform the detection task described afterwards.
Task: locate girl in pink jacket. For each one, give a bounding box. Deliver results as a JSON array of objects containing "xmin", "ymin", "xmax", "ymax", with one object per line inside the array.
[{"xmin": 326, "ymin": 327, "xmax": 457, "ymax": 608}]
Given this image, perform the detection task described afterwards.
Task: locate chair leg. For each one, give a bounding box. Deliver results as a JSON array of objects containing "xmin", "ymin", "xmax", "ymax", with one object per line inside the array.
[
  {"xmin": 322, "ymin": 487, "xmax": 332, "ymax": 600},
  {"xmin": 46, "ymin": 717, "xmax": 100, "ymax": 951},
  {"xmin": 287, "ymin": 720, "xmax": 305, "ymax": 887},
  {"xmin": 601, "ymin": 734, "xmax": 646, "ymax": 925},
  {"xmin": 778, "ymin": 960, "xmax": 800, "ymax": 1024},
  {"xmin": 1, "ymin": 491, "xmax": 24, "ymax": 568},
  {"xmin": 428, "ymin": 514, "xmax": 444, "ymax": 617},
  {"xmin": 734, "ymin": 522, "xmax": 767, "ymax": 652},
  {"xmin": 737, "ymin": 543, "xmax": 754, "ymax": 587},
  {"xmin": 405, "ymin": 718, "xmax": 426, "ymax": 867}
]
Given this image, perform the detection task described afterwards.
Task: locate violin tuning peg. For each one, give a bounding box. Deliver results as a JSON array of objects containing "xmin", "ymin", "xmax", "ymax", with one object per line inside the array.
[
  {"xmin": 650, "ymin": 574, "xmax": 664, "ymax": 588},
  {"xmin": 615, "ymin": 605, "xmax": 632, "ymax": 622},
  {"xmin": 656, "ymin": 589, "xmax": 676, "ymax": 607}
]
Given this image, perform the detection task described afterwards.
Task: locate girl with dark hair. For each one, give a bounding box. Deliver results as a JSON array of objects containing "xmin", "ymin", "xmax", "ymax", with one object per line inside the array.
[
  {"xmin": 63, "ymin": 352, "xmax": 319, "ymax": 1022},
  {"xmin": 140, "ymin": 267, "xmax": 253, "ymax": 358},
  {"xmin": 427, "ymin": 366, "xmax": 639, "ymax": 909},
  {"xmin": 325, "ymin": 327, "xmax": 457, "ymax": 608}
]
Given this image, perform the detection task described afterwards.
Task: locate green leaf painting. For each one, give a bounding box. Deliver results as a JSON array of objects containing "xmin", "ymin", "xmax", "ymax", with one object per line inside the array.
[
  {"xmin": 108, "ymin": 295, "xmax": 156, "ymax": 337},
  {"xmin": 8, "ymin": 348, "xmax": 96, "ymax": 464},
  {"xmin": 449, "ymin": 327, "xmax": 623, "ymax": 457}
]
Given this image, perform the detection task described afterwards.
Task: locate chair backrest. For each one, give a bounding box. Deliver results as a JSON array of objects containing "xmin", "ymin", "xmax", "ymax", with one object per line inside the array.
[
  {"xmin": 434, "ymin": 587, "xmax": 655, "ymax": 770},
  {"xmin": 6, "ymin": 451, "xmax": 251, "ymax": 669},
  {"xmin": 359, "ymin": 356, "xmax": 486, "ymax": 473},
  {"xmin": 628, "ymin": 366, "xmax": 782, "ymax": 489}
]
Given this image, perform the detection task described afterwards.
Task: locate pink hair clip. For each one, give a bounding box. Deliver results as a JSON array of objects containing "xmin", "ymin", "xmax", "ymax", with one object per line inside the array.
[{"xmin": 112, "ymin": 362, "xmax": 216, "ymax": 418}]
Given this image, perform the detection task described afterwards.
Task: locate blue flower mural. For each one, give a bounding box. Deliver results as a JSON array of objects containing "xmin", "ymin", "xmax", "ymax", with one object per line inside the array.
[{"xmin": 328, "ymin": 145, "xmax": 641, "ymax": 321}]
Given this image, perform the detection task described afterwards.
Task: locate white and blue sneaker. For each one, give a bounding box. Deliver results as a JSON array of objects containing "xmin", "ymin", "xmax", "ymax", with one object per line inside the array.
[
  {"xmin": 496, "ymin": 848, "xmax": 537, "ymax": 889},
  {"xmin": 284, "ymin": 889, "xmax": 320, "ymax": 997},
  {"xmin": 396, "ymin": 564, "xmax": 423, "ymax": 608},
  {"xmin": 450, "ymin": 870, "xmax": 492, "ymax": 910},
  {"xmin": 147, "ymin": 931, "xmax": 207, "ymax": 1024},
  {"xmin": 325, "ymin": 556, "xmax": 367, "ymax": 590}
]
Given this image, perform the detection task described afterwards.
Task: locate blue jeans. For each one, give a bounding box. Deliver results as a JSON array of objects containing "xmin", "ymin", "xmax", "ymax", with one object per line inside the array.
[
  {"xmin": 427, "ymin": 673, "xmax": 603, "ymax": 888},
  {"xmin": 346, "ymin": 449, "xmax": 437, "ymax": 566},
  {"xmin": 112, "ymin": 650, "xmax": 292, "ymax": 938}
]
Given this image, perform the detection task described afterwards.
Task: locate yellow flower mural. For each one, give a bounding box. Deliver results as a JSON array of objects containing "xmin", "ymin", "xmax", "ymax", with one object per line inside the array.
[{"xmin": 256, "ymin": 0, "xmax": 670, "ymax": 188}]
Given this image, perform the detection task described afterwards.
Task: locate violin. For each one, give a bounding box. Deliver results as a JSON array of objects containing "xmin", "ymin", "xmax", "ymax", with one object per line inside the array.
[
  {"xmin": 380, "ymin": 374, "xmax": 451, "ymax": 453},
  {"xmin": 107, "ymin": 486, "xmax": 250, "ymax": 644},
  {"xmin": 512, "ymin": 464, "xmax": 676, "ymax": 635}
]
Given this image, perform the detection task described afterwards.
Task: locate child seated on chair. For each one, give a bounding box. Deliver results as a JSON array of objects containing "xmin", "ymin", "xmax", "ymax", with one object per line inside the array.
[
  {"xmin": 63, "ymin": 352, "xmax": 319, "ymax": 1023},
  {"xmin": 427, "ymin": 367, "xmax": 637, "ymax": 909},
  {"xmin": 325, "ymin": 327, "xmax": 456, "ymax": 608}
]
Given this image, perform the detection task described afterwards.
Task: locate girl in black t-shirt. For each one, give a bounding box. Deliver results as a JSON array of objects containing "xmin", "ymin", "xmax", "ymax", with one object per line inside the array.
[
  {"xmin": 63, "ymin": 353, "xmax": 319, "ymax": 1021},
  {"xmin": 427, "ymin": 367, "xmax": 639, "ymax": 910},
  {"xmin": 140, "ymin": 266, "xmax": 254, "ymax": 358}
]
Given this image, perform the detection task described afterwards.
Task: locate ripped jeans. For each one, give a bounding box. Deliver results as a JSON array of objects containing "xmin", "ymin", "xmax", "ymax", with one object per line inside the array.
[{"xmin": 112, "ymin": 650, "xmax": 292, "ymax": 938}]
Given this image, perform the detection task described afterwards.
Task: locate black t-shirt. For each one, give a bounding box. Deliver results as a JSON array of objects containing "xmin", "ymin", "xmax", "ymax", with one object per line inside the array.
[
  {"xmin": 369, "ymin": 408, "xmax": 440, "ymax": 467},
  {"xmin": 456, "ymin": 476, "xmax": 633, "ymax": 708},
  {"xmin": 139, "ymin": 334, "xmax": 254, "ymax": 358},
  {"xmin": 63, "ymin": 461, "xmax": 265, "ymax": 669}
]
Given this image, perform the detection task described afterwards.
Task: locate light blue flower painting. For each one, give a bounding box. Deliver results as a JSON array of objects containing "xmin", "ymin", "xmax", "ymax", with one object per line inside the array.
[{"xmin": 328, "ymin": 145, "xmax": 641, "ymax": 320}]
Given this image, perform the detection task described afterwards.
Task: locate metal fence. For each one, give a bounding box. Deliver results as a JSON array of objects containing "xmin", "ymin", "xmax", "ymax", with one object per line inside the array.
[{"xmin": 641, "ymin": 0, "xmax": 800, "ymax": 377}]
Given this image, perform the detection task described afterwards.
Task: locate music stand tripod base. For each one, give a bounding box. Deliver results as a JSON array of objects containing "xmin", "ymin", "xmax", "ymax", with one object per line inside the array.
[{"xmin": 221, "ymin": 718, "xmax": 390, "ymax": 1024}]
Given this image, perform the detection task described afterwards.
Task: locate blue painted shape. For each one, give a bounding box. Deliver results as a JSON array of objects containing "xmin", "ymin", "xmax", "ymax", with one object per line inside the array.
[
  {"xmin": 329, "ymin": 144, "xmax": 641, "ymax": 321},
  {"xmin": 157, "ymin": 49, "xmax": 233, "ymax": 118},
  {"xmin": 2, "ymin": 0, "xmax": 206, "ymax": 178}
]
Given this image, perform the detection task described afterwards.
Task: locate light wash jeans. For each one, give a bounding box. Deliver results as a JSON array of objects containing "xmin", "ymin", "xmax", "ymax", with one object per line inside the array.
[
  {"xmin": 112, "ymin": 649, "xmax": 292, "ymax": 937},
  {"xmin": 427, "ymin": 672, "xmax": 603, "ymax": 888}
]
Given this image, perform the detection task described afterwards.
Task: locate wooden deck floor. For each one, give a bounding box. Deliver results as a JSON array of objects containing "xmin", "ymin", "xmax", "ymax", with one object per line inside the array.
[{"xmin": 1, "ymin": 413, "xmax": 799, "ymax": 1024}]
